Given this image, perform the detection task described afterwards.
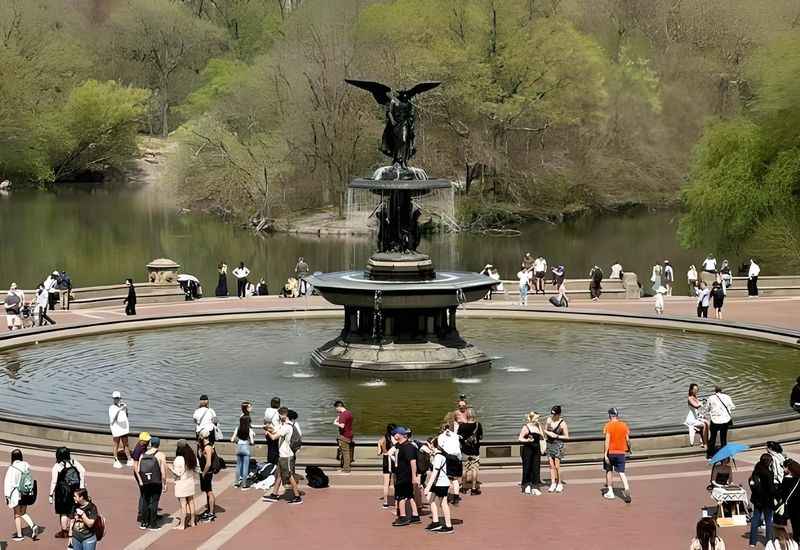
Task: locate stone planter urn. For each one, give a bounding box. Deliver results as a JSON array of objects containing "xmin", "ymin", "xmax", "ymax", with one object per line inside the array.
[{"xmin": 146, "ymin": 258, "xmax": 181, "ymax": 284}]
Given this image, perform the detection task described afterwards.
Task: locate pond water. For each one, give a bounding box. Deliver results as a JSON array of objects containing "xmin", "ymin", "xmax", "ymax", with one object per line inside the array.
[
  {"xmin": 0, "ymin": 185, "xmax": 717, "ymax": 294},
  {"xmin": 0, "ymin": 319, "xmax": 795, "ymax": 437}
]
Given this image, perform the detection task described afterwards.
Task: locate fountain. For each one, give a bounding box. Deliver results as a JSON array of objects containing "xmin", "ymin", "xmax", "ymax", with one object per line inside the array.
[{"xmin": 307, "ymin": 79, "xmax": 496, "ymax": 371}]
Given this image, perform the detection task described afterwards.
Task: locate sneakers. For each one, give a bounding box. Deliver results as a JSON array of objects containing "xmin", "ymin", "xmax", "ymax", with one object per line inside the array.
[
  {"xmin": 233, "ymin": 481, "xmax": 241, "ymax": 488},
  {"xmin": 547, "ymin": 483, "xmax": 557, "ymax": 493},
  {"xmin": 139, "ymin": 523, "xmax": 148, "ymax": 530},
  {"xmin": 555, "ymin": 483, "xmax": 564, "ymax": 493},
  {"xmin": 382, "ymin": 502, "xmax": 392, "ymax": 509},
  {"xmin": 408, "ymin": 515, "xmax": 421, "ymax": 524},
  {"xmin": 199, "ymin": 513, "xmax": 216, "ymax": 523},
  {"xmin": 392, "ymin": 517, "xmax": 412, "ymax": 527},
  {"xmin": 262, "ymin": 493, "xmax": 280, "ymax": 502},
  {"xmin": 288, "ymin": 496, "xmax": 303, "ymax": 505},
  {"xmin": 12, "ymin": 534, "xmax": 24, "ymax": 541},
  {"xmin": 603, "ymin": 490, "xmax": 615, "ymax": 499},
  {"xmin": 470, "ymin": 489, "xmax": 481, "ymax": 495},
  {"xmin": 113, "ymin": 459, "xmax": 123, "ymax": 469},
  {"xmin": 148, "ymin": 524, "xmax": 161, "ymax": 531},
  {"xmin": 437, "ymin": 526, "xmax": 454, "ymax": 534},
  {"xmin": 532, "ymin": 488, "xmax": 542, "ymax": 496},
  {"xmin": 523, "ymin": 485, "xmax": 532, "ymax": 495},
  {"xmin": 31, "ymin": 525, "xmax": 39, "ymax": 540},
  {"xmin": 425, "ymin": 522, "xmax": 442, "ymax": 531}
]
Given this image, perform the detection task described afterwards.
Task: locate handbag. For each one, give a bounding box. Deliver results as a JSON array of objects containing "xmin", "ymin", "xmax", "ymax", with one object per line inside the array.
[{"xmin": 776, "ymin": 479, "xmax": 800, "ymax": 517}]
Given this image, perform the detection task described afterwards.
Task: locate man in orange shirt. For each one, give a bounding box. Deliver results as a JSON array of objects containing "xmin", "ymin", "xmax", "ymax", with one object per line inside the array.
[{"xmin": 603, "ymin": 407, "xmax": 631, "ymax": 503}]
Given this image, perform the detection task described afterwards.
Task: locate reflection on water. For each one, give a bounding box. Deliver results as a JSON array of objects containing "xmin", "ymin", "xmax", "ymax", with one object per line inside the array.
[
  {"xmin": 0, "ymin": 319, "xmax": 795, "ymax": 437},
  {"xmin": 0, "ymin": 186, "xmax": 713, "ymax": 293}
]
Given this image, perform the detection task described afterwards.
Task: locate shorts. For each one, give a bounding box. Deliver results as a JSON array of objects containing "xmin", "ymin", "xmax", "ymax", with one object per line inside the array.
[
  {"xmin": 445, "ymin": 455, "xmax": 463, "ymax": 478},
  {"xmin": 431, "ymin": 485, "xmax": 449, "ymax": 498},
  {"xmin": 464, "ymin": 455, "xmax": 480, "ymax": 474},
  {"xmin": 382, "ymin": 456, "xmax": 391, "ymax": 475},
  {"xmin": 603, "ymin": 453, "xmax": 626, "ymax": 473},
  {"xmin": 535, "ymin": 272, "xmax": 545, "ymax": 279},
  {"xmin": 200, "ymin": 472, "xmax": 213, "ymax": 493},
  {"xmin": 5, "ymin": 314, "xmax": 21, "ymax": 327},
  {"xmin": 278, "ymin": 457, "xmax": 294, "ymax": 484},
  {"xmin": 394, "ymin": 481, "xmax": 413, "ymax": 500}
]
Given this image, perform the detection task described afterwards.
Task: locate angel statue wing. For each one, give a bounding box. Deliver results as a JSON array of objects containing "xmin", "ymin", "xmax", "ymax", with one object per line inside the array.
[
  {"xmin": 403, "ymin": 81, "xmax": 442, "ymax": 98},
  {"xmin": 345, "ymin": 79, "xmax": 392, "ymax": 105}
]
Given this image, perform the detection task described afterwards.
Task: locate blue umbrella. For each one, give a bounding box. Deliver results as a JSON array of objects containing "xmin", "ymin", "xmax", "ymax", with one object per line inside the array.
[{"xmin": 708, "ymin": 443, "xmax": 750, "ymax": 464}]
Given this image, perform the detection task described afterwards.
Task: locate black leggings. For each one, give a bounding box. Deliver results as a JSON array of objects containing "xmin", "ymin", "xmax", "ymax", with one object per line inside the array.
[
  {"xmin": 707, "ymin": 422, "xmax": 729, "ymax": 459},
  {"xmin": 237, "ymin": 279, "xmax": 247, "ymax": 298},
  {"xmin": 141, "ymin": 484, "xmax": 162, "ymax": 527},
  {"xmin": 520, "ymin": 444, "xmax": 541, "ymax": 487},
  {"xmin": 697, "ymin": 305, "xmax": 708, "ymax": 318}
]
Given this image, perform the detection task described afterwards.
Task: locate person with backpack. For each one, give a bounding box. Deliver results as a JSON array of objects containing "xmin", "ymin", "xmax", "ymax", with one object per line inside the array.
[
  {"xmin": 262, "ymin": 407, "xmax": 302, "ymax": 504},
  {"xmin": 287, "ymin": 409, "xmax": 302, "ymax": 475},
  {"xmin": 135, "ymin": 436, "xmax": 167, "ymax": 530},
  {"xmin": 49, "ymin": 447, "xmax": 85, "ymax": 539},
  {"xmin": 589, "ymin": 265, "xmax": 603, "ymax": 301},
  {"xmin": 131, "ymin": 432, "xmax": 150, "ymax": 525},
  {"xmin": 437, "ymin": 422, "xmax": 463, "ymax": 505},
  {"xmin": 169, "ymin": 439, "xmax": 198, "ymax": 529},
  {"xmin": 457, "ymin": 408, "xmax": 483, "ymax": 496},
  {"xmin": 231, "ymin": 402, "xmax": 255, "ymax": 489},
  {"xmin": 71, "ymin": 488, "xmax": 102, "ymax": 550},
  {"xmin": 197, "ymin": 431, "xmax": 218, "ymax": 522},
  {"xmin": 750, "ymin": 453, "xmax": 777, "ymax": 546},
  {"xmin": 4, "ymin": 449, "xmax": 40, "ymax": 541},
  {"xmin": 423, "ymin": 438, "xmax": 454, "ymax": 534}
]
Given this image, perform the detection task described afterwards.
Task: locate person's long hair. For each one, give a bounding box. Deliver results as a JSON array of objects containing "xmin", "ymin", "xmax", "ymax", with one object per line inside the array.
[
  {"xmin": 755, "ymin": 453, "xmax": 773, "ymax": 476},
  {"xmin": 695, "ymin": 517, "xmax": 718, "ymax": 550},
  {"xmin": 238, "ymin": 402, "xmax": 252, "ymax": 440},
  {"xmin": 176, "ymin": 439, "xmax": 197, "ymax": 470},
  {"xmin": 785, "ymin": 458, "xmax": 800, "ymax": 478}
]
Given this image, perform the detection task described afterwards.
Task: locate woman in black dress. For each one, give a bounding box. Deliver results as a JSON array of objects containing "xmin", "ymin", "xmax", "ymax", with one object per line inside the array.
[
  {"xmin": 123, "ymin": 278, "xmax": 136, "ymax": 315},
  {"xmin": 215, "ymin": 263, "xmax": 228, "ymax": 297}
]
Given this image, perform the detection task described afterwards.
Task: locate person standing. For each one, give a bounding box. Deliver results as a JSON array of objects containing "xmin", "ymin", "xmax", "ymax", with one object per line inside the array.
[
  {"xmin": 334, "ymin": 400, "xmax": 354, "ymax": 473},
  {"xmin": 589, "ymin": 265, "xmax": 603, "ymax": 301},
  {"xmin": 458, "ymin": 408, "xmax": 483, "ymax": 495},
  {"xmin": 706, "ymin": 386, "xmax": 735, "ymax": 459},
  {"xmin": 131, "ymin": 432, "xmax": 150, "ymax": 525},
  {"xmin": 533, "ymin": 256, "xmax": 548, "ymax": 294},
  {"xmin": 231, "ymin": 401, "xmax": 255, "ymax": 489},
  {"xmin": 650, "ymin": 264, "xmax": 662, "ymax": 293},
  {"xmin": 109, "ymin": 391, "xmax": 131, "ymax": 468},
  {"xmin": 437, "ymin": 422, "xmax": 463, "ymax": 504},
  {"xmin": 790, "ymin": 377, "xmax": 800, "ymax": 412},
  {"xmin": 377, "ymin": 423, "xmax": 396, "ymax": 508},
  {"xmin": 197, "ymin": 431, "xmax": 217, "ymax": 521},
  {"xmin": 663, "ymin": 260, "xmax": 674, "ymax": 296},
  {"xmin": 43, "ymin": 271, "xmax": 60, "ymax": 311},
  {"xmin": 686, "ymin": 384, "xmax": 708, "ymax": 448},
  {"xmin": 287, "ymin": 409, "xmax": 302, "ymax": 475},
  {"xmin": 70, "ymin": 489, "xmax": 99, "ymax": 550},
  {"xmin": 123, "ymin": 278, "xmax": 136, "ymax": 316},
  {"xmin": 168, "ymin": 439, "xmax": 197, "ymax": 530},
  {"xmin": 602, "ymin": 408, "xmax": 631, "ymax": 503},
  {"xmin": 518, "ymin": 412, "xmax": 543, "ymax": 495},
  {"xmin": 49, "ymin": 447, "xmax": 86, "ymax": 539},
  {"xmin": 780, "ymin": 458, "xmax": 800, "ymax": 543},
  {"xmin": 4, "ymin": 449, "xmax": 40, "ymax": 541},
  {"xmin": 719, "ymin": 260, "xmax": 732, "ymax": 289},
  {"xmin": 517, "ymin": 265, "xmax": 531, "ymax": 306},
  {"xmin": 215, "ymin": 262, "xmax": 228, "ymax": 297},
  {"xmin": 262, "ymin": 407, "xmax": 303, "ymax": 504},
  {"xmin": 232, "ymin": 262, "xmax": 250, "ymax": 299},
  {"xmin": 710, "ymin": 281, "xmax": 726, "ymax": 320},
  {"xmin": 36, "ymin": 283, "xmax": 56, "ymax": 326},
  {"xmin": 391, "ymin": 427, "xmax": 419, "ymax": 526},
  {"xmin": 748, "ymin": 258, "xmax": 761, "ymax": 297},
  {"xmin": 423, "ymin": 439, "xmax": 454, "ymax": 534},
  {"xmin": 695, "ymin": 281, "xmax": 710, "ymax": 318},
  {"xmin": 687, "ymin": 265, "xmax": 698, "ymax": 296},
  {"xmin": 136, "ymin": 436, "xmax": 167, "ymax": 531},
  {"xmin": 295, "ymin": 257, "xmax": 310, "ymax": 296},
  {"xmin": 453, "ymin": 398, "xmax": 469, "ymax": 425},
  {"xmin": 609, "ymin": 261, "xmax": 623, "ymax": 280},
  {"xmin": 263, "ymin": 397, "xmax": 282, "ymax": 465},
  {"xmin": 544, "ymin": 406, "xmax": 568, "ymax": 493},
  {"xmin": 655, "ymin": 286, "xmax": 666, "ymax": 316},
  {"xmin": 750, "ymin": 453, "xmax": 777, "ymax": 546},
  {"xmin": 57, "ymin": 271, "xmax": 72, "ymax": 310},
  {"xmin": 193, "ymin": 395, "xmax": 219, "ymax": 445},
  {"xmin": 4, "ymin": 284, "xmax": 24, "ymax": 331},
  {"xmin": 551, "ymin": 265, "xmax": 568, "ymax": 307},
  {"xmin": 702, "ymin": 254, "xmax": 718, "ymax": 274}
]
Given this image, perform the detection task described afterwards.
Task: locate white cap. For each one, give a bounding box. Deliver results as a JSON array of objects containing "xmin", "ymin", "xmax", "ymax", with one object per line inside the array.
[{"xmin": 112, "ymin": 391, "xmax": 121, "ymax": 399}]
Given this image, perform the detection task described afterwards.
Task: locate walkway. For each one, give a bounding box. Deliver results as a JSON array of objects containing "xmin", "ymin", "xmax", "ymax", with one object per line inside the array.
[{"xmin": 0, "ymin": 294, "xmax": 798, "ymax": 548}]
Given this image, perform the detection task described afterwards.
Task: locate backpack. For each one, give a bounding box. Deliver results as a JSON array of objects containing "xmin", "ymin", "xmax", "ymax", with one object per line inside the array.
[
  {"xmin": 289, "ymin": 425, "xmax": 303, "ymax": 454},
  {"xmin": 210, "ymin": 450, "xmax": 226, "ymax": 474},
  {"xmin": 93, "ymin": 514, "xmax": 106, "ymax": 541},
  {"xmin": 305, "ymin": 465, "xmax": 329, "ymax": 489},
  {"xmin": 138, "ymin": 455, "xmax": 162, "ymax": 486},
  {"xmin": 58, "ymin": 462, "xmax": 81, "ymax": 492},
  {"xmin": 14, "ymin": 466, "xmax": 34, "ymax": 496}
]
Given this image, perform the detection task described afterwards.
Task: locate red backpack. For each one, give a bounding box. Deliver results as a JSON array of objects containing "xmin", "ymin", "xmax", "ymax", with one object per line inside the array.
[{"xmin": 93, "ymin": 514, "xmax": 106, "ymax": 541}]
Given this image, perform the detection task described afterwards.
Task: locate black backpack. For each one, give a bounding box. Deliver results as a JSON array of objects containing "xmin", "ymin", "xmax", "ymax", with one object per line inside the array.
[
  {"xmin": 305, "ymin": 465, "xmax": 329, "ymax": 488},
  {"xmin": 138, "ymin": 455, "xmax": 162, "ymax": 486},
  {"xmin": 58, "ymin": 462, "xmax": 81, "ymax": 492}
]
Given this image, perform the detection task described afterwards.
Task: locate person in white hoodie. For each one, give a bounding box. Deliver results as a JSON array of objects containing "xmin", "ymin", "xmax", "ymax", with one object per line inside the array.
[
  {"xmin": 4, "ymin": 449, "xmax": 40, "ymax": 541},
  {"xmin": 748, "ymin": 258, "xmax": 761, "ymax": 297}
]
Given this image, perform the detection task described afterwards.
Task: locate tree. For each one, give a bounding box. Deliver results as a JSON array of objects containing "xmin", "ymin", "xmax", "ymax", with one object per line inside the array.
[{"xmin": 105, "ymin": 0, "xmax": 226, "ymax": 137}]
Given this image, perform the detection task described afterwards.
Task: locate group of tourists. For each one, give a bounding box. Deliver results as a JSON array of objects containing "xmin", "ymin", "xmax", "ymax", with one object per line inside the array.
[
  {"xmin": 214, "ymin": 257, "xmax": 312, "ymax": 300},
  {"xmin": 511, "ymin": 253, "xmax": 571, "ymax": 307},
  {"xmin": 2, "ymin": 270, "xmax": 71, "ymax": 330}
]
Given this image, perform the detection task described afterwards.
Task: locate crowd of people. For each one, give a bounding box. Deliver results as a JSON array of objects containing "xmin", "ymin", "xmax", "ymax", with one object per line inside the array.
[
  {"xmin": 215, "ymin": 257, "xmax": 313, "ymax": 300},
  {"xmin": 2, "ymin": 270, "xmax": 71, "ymax": 331}
]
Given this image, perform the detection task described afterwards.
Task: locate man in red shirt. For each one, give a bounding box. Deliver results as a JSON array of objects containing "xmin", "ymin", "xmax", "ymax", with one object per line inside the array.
[
  {"xmin": 333, "ymin": 400, "xmax": 354, "ymax": 473},
  {"xmin": 602, "ymin": 407, "xmax": 631, "ymax": 503}
]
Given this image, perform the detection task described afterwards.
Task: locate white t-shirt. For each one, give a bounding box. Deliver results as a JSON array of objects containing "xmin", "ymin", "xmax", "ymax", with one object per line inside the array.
[
  {"xmin": 702, "ymin": 258, "xmax": 717, "ymax": 271},
  {"xmin": 533, "ymin": 258, "xmax": 547, "ymax": 273},
  {"xmin": 437, "ymin": 430, "xmax": 461, "ymax": 459},
  {"xmin": 610, "ymin": 263, "xmax": 623, "ymax": 279},
  {"xmin": 517, "ymin": 271, "xmax": 529, "ymax": 287},
  {"xmin": 108, "ymin": 404, "xmax": 130, "ymax": 437},
  {"xmin": 278, "ymin": 423, "xmax": 294, "ymax": 458},
  {"xmin": 430, "ymin": 453, "xmax": 450, "ymax": 487},
  {"xmin": 232, "ymin": 267, "xmax": 250, "ymax": 280},
  {"xmin": 36, "ymin": 289, "xmax": 49, "ymax": 309},
  {"xmin": 264, "ymin": 407, "xmax": 280, "ymax": 431},
  {"xmin": 707, "ymin": 393, "xmax": 735, "ymax": 424},
  {"xmin": 749, "ymin": 262, "xmax": 761, "ymax": 277},
  {"xmin": 193, "ymin": 406, "xmax": 217, "ymax": 434}
]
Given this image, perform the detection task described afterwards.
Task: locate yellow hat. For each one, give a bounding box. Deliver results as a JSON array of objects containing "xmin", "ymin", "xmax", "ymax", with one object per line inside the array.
[{"xmin": 139, "ymin": 432, "xmax": 151, "ymax": 442}]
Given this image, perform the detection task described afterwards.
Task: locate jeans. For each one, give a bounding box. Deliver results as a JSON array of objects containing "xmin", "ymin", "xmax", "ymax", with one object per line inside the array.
[
  {"xmin": 519, "ymin": 284, "xmax": 528, "ymax": 305},
  {"xmin": 72, "ymin": 535, "xmax": 97, "ymax": 550},
  {"xmin": 142, "ymin": 484, "xmax": 162, "ymax": 527},
  {"xmin": 750, "ymin": 506, "xmax": 773, "ymax": 545},
  {"xmin": 707, "ymin": 421, "xmax": 729, "ymax": 459},
  {"xmin": 520, "ymin": 444, "xmax": 541, "ymax": 487},
  {"xmin": 236, "ymin": 441, "xmax": 251, "ymax": 484}
]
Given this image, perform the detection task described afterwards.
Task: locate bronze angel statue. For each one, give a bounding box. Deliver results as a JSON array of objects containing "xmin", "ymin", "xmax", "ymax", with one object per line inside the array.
[{"xmin": 345, "ymin": 79, "xmax": 441, "ymax": 168}]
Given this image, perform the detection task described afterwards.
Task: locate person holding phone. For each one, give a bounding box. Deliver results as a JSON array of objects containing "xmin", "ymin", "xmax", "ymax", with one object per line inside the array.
[{"xmin": 70, "ymin": 488, "xmax": 98, "ymax": 550}]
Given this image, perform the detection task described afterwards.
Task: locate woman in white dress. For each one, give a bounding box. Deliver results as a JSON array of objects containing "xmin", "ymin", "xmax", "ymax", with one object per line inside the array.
[
  {"xmin": 169, "ymin": 439, "xmax": 198, "ymax": 529},
  {"xmin": 4, "ymin": 449, "xmax": 39, "ymax": 541},
  {"xmin": 685, "ymin": 384, "xmax": 708, "ymax": 448}
]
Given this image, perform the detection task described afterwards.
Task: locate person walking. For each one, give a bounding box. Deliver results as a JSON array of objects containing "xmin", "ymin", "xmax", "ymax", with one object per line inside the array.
[
  {"xmin": 231, "ymin": 401, "xmax": 255, "ymax": 489},
  {"xmin": 334, "ymin": 400, "xmax": 354, "ymax": 473},
  {"xmin": 4, "ymin": 284, "xmax": 24, "ymax": 331},
  {"xmin": 168, "ymin": 439, "xmax": 197, "ymax": 529},
  {"xmin": 123, "ymin": 278, "xmax": 137, "ymax": 316},
  {"xmin": 552, "ymin": 265, "xmax": 569, "ymax": 307},
  {"xmin": 748, "ymin": 258, "xmax": 761, "ymax": 297},
  {"xmin": 687, "ymin": 265, "xmax": 698, "ymax": 296},
  {"xmin": 706, "ymin": 386, "xmax": 735, "ymax": 459},
  {"xmin": 650, "ymin": 263, "xmax": 663, "ymax": 293},
  {"xmin": 36, "ymin": 283, "xmax": 56, "ymax": 325},
  {"xmin": 655, "ymin": 286, "xmax": 666, "ymax": 316},
  {"xmin": 602, "ymin": 408, "xmax": 631, "ymax": 503},
  {"xmin": 109, "ymin": 391, "xmax": 131, "ymax": 468},
  {"xmin": 232, "ymin": 262, "xmax": 250, "ymax": 299},
  {"xmin": 518, "ymin": 412, "xmax": 544, "ymax": 495},
  {"xmin": 663, "ymin": 260, "xmax": 674, "ymax": 296},
  {"xmin": 710, "ymin": 281, "xmax": 726, "ymax": 320},
  {"xmin": 437, "ymin": 422, "xmax": 463, "ymax": 504},
  {"xmin": 136, "ymin": 436, "xmax": 166, "ymax": 531},
  {"xmin": 263, "ymin": 397, "xmax": 282, "ymax": 465},
  {"xmin": 517, "ymin": 265, "xmax": 531, "ymax": 306},
  {"xmin": 544, "ymin": 406, "xmax": 569, "ymax": 493},
  {"xmin": 589, "ymin": 265, "xmax": 603, "ymax": 301},
  {"xmin": 70, "ymin": 489, "xmax": 99, "ymax": 550},
  {"xmin": 695, "ymin": 281, "xmax": 711, "ymax": 318},
  {"xmin": 262, "ymin": 407, "xmax": 303, "ymax": 504},
  {"xmin": 295, "ymin": 257, "xmax": 310, "ymax": 296},
  {"xmin": 50, "ymin": 447, "xmax": 86, "ymax": 539},
  {"xmin": 423, "ymin": 438, "xmax": 454, "ymax": 534},
  {"xmin": 690, "ymin": 517, "xmax": 725, "ymax": 549},
  {"xmin": 4, "ymin": 449, "xmax": 40, "ymax": 541},
  {"xmin": 197, "ymin": 431, "xmax": 217, "ymax": 521},
  {"xmin": 458, "ymin": 408, "xmax": 483, "ymax": 495},
  {"xmin": 378, "ymin": 423, "xmax": 396, "ymax": 508},
  {"xmin": 685, "ymin": 383, "xmax": 708, "ymax": 448},
  {"xmin": 215, "ymin": 262, "xmax": 228, "ymax": 297},
  {"xmin": 533, "ymin": 256, "xmax": 548, "ymax": 294},
  {"xmin": 390, "ymin": 427, "xmax": 419, "ymax": 526},
  {"xmin": 193, "ymin": 395, "xmax": 219, "ymax": 445},
  {"xmin": 750, "ymin": 453, "xmax": 777, "ymax": 546}
]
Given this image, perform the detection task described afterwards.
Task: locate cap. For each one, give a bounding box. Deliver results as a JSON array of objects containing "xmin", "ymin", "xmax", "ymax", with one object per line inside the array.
[
  {"xmin": 150, "ymin": 436, "xmax": 160, "ymax": 447},
  {"xmin": 199, "ymin": 394, "xmax": 209, "ymax": 401},
  {"xmin": 392, "ymin": 427, "xmax": 411, "ymax": 436},
  {"xmin": 139, "ymin": 432, "xmax": 151, "ymax": 442},
  {"xmin": 9, "ymin": 283, "xmax": 16, "ymax": 290},
  {"xmin": 608, "ymin": 407, "xmax": 619, "ymax": 417},
  {"xmin": 52, "ymin": 271, "xmax": 59, "ymax": 276},
  {"xmin": 112, "ymin": 391, "xmax": 121, "ymax": 399}
]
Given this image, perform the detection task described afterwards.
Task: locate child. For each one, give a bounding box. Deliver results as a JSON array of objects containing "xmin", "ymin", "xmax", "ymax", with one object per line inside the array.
[
  {"xmin": 423, "ymin": 439, "xmax": 454, "ymax": 534},
  {"xmin": 654, "ymin": 286, "xmax": 666, "ymax": 316}
]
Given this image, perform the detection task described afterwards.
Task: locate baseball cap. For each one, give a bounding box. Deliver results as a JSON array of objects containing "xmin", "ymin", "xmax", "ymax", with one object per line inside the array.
[
  {"xmin": 112, "ymin": 391, "xmax": 121, "ymax": 399},
  {"xmin": 139, "ymin": 432, "xmax": 151, "ymax": 442},
  {"xmin": 392, "ymin": 427, "xmax": 411, "ymax": 436},
  {"xmin": 608, "ymin": 407, "xmax": 619, "ymax": 417}
]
